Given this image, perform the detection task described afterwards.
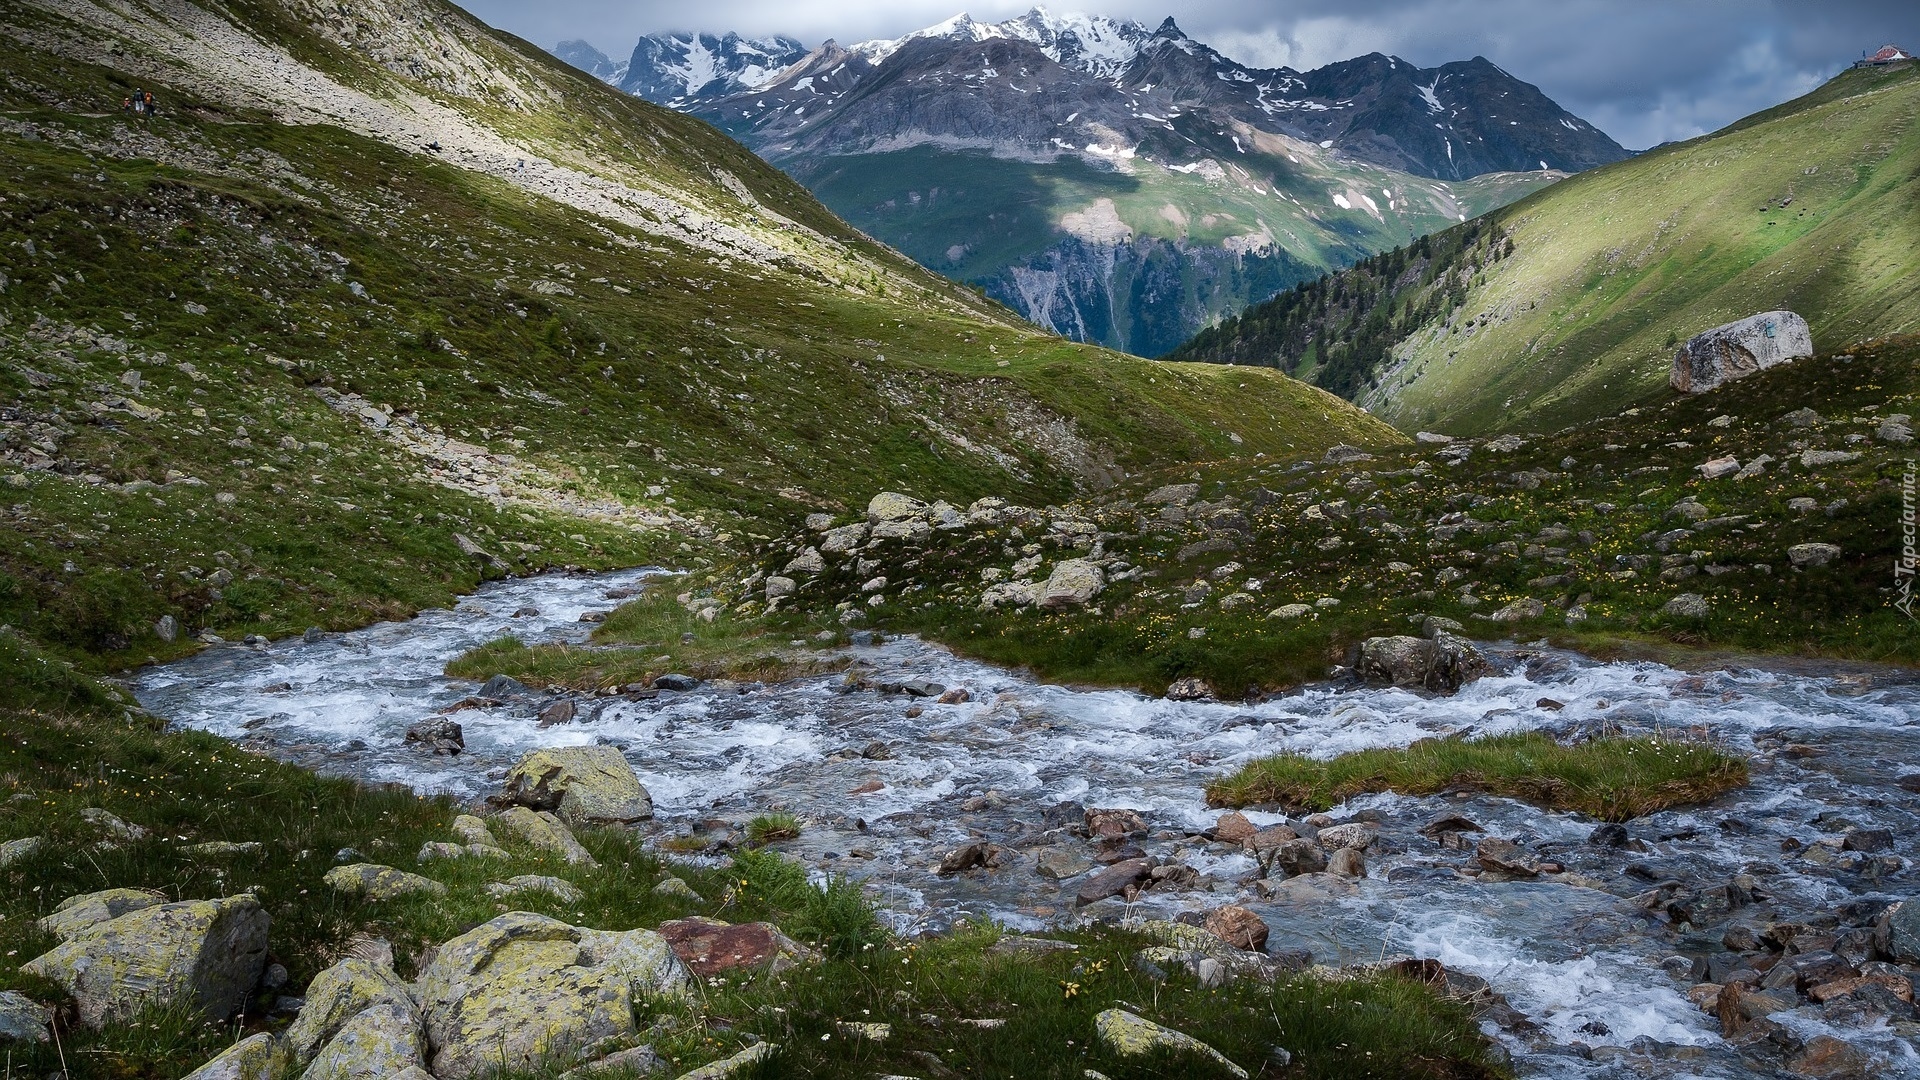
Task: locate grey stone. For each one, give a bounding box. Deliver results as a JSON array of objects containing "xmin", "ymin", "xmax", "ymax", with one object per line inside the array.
[
  {"xmin": 1788, "ymin": 543, "xmax": 1842, "ymax": 568},
  {"xmin": 286, "ymin": 958, "xmax": 417, "ymax": 1065},
  {"xmin": 502, "ymin": 746, "xmax": 652, "ymax": 825},
  {"xmin": 179, "ymin": 1032, "xmax": 278, "ymax": 1079},
  {"xmin": 1662, "ymin": 593, "xmax": 1711, "ymax": 618},
  {"xmin": 1884, "ymin": 901, "xmax": 1920, "ymax": 962},
  {"xmin": 480, "ymin": 674, "xmax": 527, "ymax": 699},
  {"xmin": 484, "ymin": 875, "xmax": 584, "ymax": 904},
  {"xmin": 418, "ymin": 912, "xmax": 690, "ymax": 1079},
  {"xmin": 0, "ymin": 836, "xmax": 44, "ymax": 867},
  {"xmin": 1670, "ymin": 311, "xmax": 1813, "ymax": 393},
  {"xmin": 0, "ymin": 990, "xmax": 49, "ymax": 1043},
  {"xmin": 322, "ymin": 864, "xmax": 447, "ymax": 901},
  {"xmin": 1487, "ymin": 598, "xmax": 1546, "ymax": 622},
  {"xmin": 1142, "ymin": 483, "xmax": 1199, "ymax": 506},
  {"xmin": 866, "ymin": 491, "xmax": 927, "ymax": 523},
  {"xmin": 1356, "ymin": 633, "xmax": 1487, "ymax": 693},
  {"xmin": 304, "ymin": 1001, "xmax": 425, "ymax": 1080},
  {"xmin": 404, "ymin": 717, "xmax": 464, "ymax": 754},
  {"xmin": 1038, "ymin": 558, "xmax": 1105, "ymax": 609}
]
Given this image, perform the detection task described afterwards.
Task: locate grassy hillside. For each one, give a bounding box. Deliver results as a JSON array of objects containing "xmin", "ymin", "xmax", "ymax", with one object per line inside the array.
[
  {"xmin": 655, "ymin": 337, "xmax": 1920, "ymax": 698},
  {"xmin": 790, "ymin": 144, "xmax": 1557, "ymax": 357},
  {"xmin": 1170, "ymin": 61, "xmax": 1920, "ymax": 435},
  {"xmin": 0, "ymin": 0, "xmax": 1396, "ymax": 674}
]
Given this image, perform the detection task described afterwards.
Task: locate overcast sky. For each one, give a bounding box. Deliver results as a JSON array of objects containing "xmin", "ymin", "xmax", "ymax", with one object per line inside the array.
[{"xmin": 462, "ymin": 0, "xmax": 1920, "ymax": 149}]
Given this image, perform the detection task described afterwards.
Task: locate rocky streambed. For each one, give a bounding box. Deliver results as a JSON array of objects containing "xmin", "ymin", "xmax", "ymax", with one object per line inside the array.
[{"xmin": 133, "ymin": 570, "xmax": 1920, "ymax": 1079}]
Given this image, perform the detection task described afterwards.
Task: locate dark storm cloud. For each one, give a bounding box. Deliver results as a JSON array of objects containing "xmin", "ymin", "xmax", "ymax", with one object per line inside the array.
[{"xmin": 465, "ymin": 0, "xmax": 1920, "ymax": 148}]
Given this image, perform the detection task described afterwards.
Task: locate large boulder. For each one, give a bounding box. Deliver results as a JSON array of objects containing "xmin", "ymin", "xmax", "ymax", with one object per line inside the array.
[
  {"xmin": 303, "ymin": 1001, "xmax": 425, "ymax": 1080},
  {"xmin": 1355, "ymin": 633, "xmax": 1487, "ymax": 694},
  {"xmin": 418, "ymin": 912, "xmax": 690, "ymax": 1079},
  {"xmin": 1038, "ymin": 559, "xmax": 1105, "ymax": 609},
  {"xmin": 496, "ymin": 806, "xmax": 599, "ymax": 867},
  {"xmin": 36, "ymin": 887, "xmax": 165, "ymax": 940},
  {"xmin": 501, "ymin": 747, "xmax": 653, "ymax": 825},
  {"xmin": 865, "ymin": 492, "xmax": 926, "ymax": 523},
  {"xmin": 286, "ymin": 958, "xmax": 418, "ymax": 1064},
  {"xmin": 22, "ymin": 895, "xmax": 269, "ymax": 1027},
  {"xmin": 1670, "ymin": 310, "xmax": 1813, "ymax": 393}
]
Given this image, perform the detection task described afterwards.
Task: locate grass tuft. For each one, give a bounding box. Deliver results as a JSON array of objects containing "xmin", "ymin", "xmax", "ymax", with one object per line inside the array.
[
  {"xmin": 1206, "ymin": 731, "xmax": 1748, "ymax": 821},
  {"xmin": 744, "ymin": 812, "xmax": 802, "ymax": 846}
]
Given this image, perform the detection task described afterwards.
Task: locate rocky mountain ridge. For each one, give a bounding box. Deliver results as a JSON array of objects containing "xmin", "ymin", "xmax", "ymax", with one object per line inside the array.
[{"xmin": 553, "ymin": 8, "xmax": 1621, "ymax": 355}]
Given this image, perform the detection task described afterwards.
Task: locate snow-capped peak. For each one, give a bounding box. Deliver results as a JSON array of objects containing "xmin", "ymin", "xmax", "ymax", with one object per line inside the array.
[
  {"xmin": 850, "ymin": 12, "xmax": 1006, "ymax": 66},
  {"xmin": 848, "ymin": 8, "xmax": 1154, "ymax": 80}
]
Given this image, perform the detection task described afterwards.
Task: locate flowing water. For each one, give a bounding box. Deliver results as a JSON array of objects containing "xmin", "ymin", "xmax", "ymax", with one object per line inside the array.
[{"xmin": 132, "ymin": 570, "xmax": 1920, "ymax": 1078}]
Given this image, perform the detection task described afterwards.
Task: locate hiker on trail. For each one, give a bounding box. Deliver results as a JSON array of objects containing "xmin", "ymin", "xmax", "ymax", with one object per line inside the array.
[
  {"xmin": 142, "ymin": 91, "xmax": 156, "ymax": 118},
  {"xmin": 121, "ymin": 95, "xmax": 133, "ymax": 113},
  {"xmin": 132, "ymin": 89, "xmax": 144, "ymax": 116}
]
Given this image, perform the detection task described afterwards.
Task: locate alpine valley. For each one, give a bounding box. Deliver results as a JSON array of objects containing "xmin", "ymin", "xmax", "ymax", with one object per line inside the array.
[
  {"xmin": 3, "ymin": 1, "xmax": 1919, "ymax": 1079},
  {"xmin": 561, "ymin": 9, "xmax": 1627, "ymax": 356}
]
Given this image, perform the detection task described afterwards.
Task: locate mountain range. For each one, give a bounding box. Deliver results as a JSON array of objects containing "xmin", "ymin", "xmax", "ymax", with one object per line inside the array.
[
  {"xmin": 0, "ymin": 0, "xmax": 1386, "ymax": 665},
  {"xmin": 1171, "ymin": 59, "xmax": 1920, "ymax": 434},
  {"xmin": 559, "ymin": 9, "xmax": 1628, "ymax": 355}
]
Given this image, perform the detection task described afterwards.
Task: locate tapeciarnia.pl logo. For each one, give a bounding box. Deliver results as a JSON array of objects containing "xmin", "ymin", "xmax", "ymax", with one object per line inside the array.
[{"xmin": 1899, "ymin": 459, "xmax": 1917, "ymax": 621}]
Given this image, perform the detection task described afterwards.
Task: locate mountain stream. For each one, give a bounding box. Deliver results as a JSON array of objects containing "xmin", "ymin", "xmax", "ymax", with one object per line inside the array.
[{"xmin": 131, "ymin": 570, "xmax": 1920, "ymax": 1078}]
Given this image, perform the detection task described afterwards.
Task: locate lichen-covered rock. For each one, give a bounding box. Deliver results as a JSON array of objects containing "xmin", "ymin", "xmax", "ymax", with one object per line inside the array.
[
  {"xmin": 0, "ymin": 836, "xmax": 45, "ymax": 868},
  {"xmin": 818, "ymin": 522, "xmax": 868, "ymax": 554},
  {"xmin": 418, "ymin": 912, "xmax": 690, "ymax": 1079},
  {"xmin": 1038, "ymin": 558, "xmax": 1105, "ymax": 609},
  {"xmin": 560, "ymin": 1045, "xmax": 663, "ymax": 1078},
  {"xmin": 866, "ymin": 492, "xmax": 926, "ymax": 523},
  {"xmin": 183, "ymin": 841, "xmax": 263, "ymax": 858},
  {"xmin": 653, "ymin": 876, "xmax": 702, "ymax": 901},
  {"xmin": 1093, "ymin": 1008, "xmax": 1248, "ymax": 1078},
  {"xmin": 22, "ymin": 895, "xmax": 269, "ymax": 1027},
  {"xmin": 502, "ymin": 747, "xmax": 653, "ymax": 825},
  {"xmin": 451, "ymin": 814, "xmax": 498, "ymax": 848},
  {"xmin": 1671, "ymin": 311, "xmax": 1813, "ymax": 393},
  {"xmin": 484, "ymin": 875, "xmax": 583, "ymax": 904},
  {"xmin": 180, "ymin": 1032, "xmax": 280, "ymax": 1080},
  {"xmin": 496, "ymin": 806, "xmax": 600, "ymax": 867},
  {"xmin": 80, "ymin": 807, "xmax": 148, "ymax": 840},
  {"xmin": 37, "ymin": 887, "xmax": 165, "ymax": 940},
  {"xmin": 1488, "ymin": 598, "xmax": 1546, "ymax": 623},
  {"xmin": 322, "ymin": 863, "xmax": 448, "ymax": 901},
  {"xmin": 0, "ymin": 990, "xmax": 49, "ymax": 1043},
  {"xmin": 1661, "ymin": 593, "xmax": 1711, "ymax": 618},
  {"xmin": 304, "ymin": 1001, "xmax": 425, "ymax": 1080},
  {"xmin": 674, "ymin": 1043, "xmax": 777, "ymax": 1079},
  {"xmin": 286, "ymin": 958, "xmax": 418, "ymax": 1064}
]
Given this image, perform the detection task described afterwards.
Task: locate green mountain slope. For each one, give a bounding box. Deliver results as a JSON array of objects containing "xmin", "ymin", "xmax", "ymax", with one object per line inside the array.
[
  {"xmin": 0, "ymin": 0, "xmax": 1397, "ymax": 668},
  {"xmin": 790, "ymin": 145, "xmax": 1558, "ymax": 358},
  {"xmin": 1170, "ymin": 61, "xmax": 1920, "ymax": 434}
]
